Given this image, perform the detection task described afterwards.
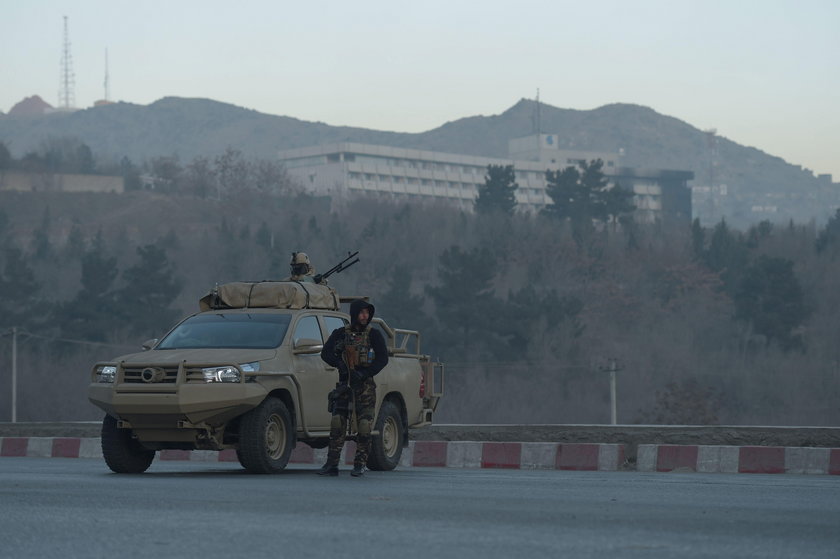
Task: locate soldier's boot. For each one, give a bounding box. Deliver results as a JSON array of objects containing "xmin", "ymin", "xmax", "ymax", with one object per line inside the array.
[
  {"xmin": 317, "ymin": 450, "xmax": 340, "ymax": 476},
  {"xmin": 350, "ymin": 462, "xmax": 365, "ymax": 477},
  {"xmin": 317, "ymin": 462, "xmax": 339, "ymax": 476}
]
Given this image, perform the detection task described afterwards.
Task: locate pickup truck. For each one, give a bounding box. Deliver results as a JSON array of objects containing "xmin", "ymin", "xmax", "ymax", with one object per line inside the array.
[{"xmin": 88, "ymin": 281, "xmax": 443, "ymax": 474}]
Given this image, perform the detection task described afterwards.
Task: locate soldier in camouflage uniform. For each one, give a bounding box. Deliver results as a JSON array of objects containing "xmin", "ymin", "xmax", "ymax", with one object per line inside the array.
[{"xmin": 318, "ymin": 299, "xmax": 388, "ymax": 476}]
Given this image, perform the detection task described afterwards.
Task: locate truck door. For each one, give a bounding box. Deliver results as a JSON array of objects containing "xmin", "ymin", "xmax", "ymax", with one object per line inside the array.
[{"xmin": 290, "ymin": 314, "xmax": 334, "ymax": 431}]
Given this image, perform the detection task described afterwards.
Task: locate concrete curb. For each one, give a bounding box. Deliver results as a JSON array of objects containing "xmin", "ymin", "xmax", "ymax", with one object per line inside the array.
[
  {"xmin": 636, "ymin": 444, "xmax": 840, "ymax": 475},
  {"xmin": 5, "ymin": 437, "xmax": 839, "ymax": 475}
]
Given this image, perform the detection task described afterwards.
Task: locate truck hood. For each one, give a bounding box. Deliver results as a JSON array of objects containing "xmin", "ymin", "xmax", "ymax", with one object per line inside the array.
[{"xmin": 110, "ymin": 348, "xmax": 278, "ymax": 365}]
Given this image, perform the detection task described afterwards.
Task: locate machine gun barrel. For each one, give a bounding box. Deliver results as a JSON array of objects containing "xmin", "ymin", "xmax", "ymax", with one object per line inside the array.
[{"xmin": 315, "ymin": 251, "xmax": 360, "ymax": 283}]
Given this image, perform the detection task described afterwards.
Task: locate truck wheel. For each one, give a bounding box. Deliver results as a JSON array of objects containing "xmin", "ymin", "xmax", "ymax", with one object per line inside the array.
[
  {"xmin": 101, "ymin": 414, "xmax": 155, "ymax": 474},
  {"xmin": 368, "ymin": 400, "xmax": 403, "ymax": 471},
  {"xmin": 237, "ymin": 397, "xmax": 293, "ymax": 474}
]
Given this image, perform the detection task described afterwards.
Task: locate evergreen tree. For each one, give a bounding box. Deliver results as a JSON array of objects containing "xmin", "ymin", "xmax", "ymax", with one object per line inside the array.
[
  {"xmin": 425, "ymin": 246, "xmax": 500, "ymax": 358},
  {"xmin": 475, "ymin": 164, "xmax": 518, "ymax": 216},
  {"xmin": 117, "ymin": 244, "xmax": 183, "ymax": 336},
  {"xmin": 0, "ymin": 141, "xmax": 11, "ymax": 170},
  {"xmin": 815, "ymin": 209, "xmax": 840, "ymax": 253},
  {"xmin": 120, "ymin": 156, "xmax": 143, "ymax": 191},
  {"xmin": 256, "ymin": 222, "xmax": 273, "ymax": 250},
  {"xmin": 0, "ymin": 247, "xmax": 42, "ymax": 329},
  {"xmin": 32, "ymin": 207, "xmax": 52, "ymax": 260},
  {"xmin": 378, "ymin": 265, "xmax": 427, "ymax": 331},
  {"xmin": 702, "ymin": 219, "xmax": 748, "ymax": 293},
  {"xmin": 542, "ymin": 159, "xmax": 634, "ymax": 225},
  {"xmin": 734, "ymin": 255, "xmax": 810, "ymax": 351},
  {"xmin": 57, "ymin": 242, "xmax": 120, "ymax": 342},
  {"xmin": 690, "ymin": 218, "xmax": 705, "ymax": 260}
]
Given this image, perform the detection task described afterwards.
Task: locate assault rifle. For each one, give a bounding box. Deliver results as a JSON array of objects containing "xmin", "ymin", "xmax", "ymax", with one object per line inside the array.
[{"xmin": 314, "ymin": 251, "xmax": 360, "ymax": 284}]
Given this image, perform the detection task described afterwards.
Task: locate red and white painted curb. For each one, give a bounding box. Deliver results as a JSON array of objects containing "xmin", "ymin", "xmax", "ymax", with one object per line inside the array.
[
  {"xmin": 1, "ymin": 437, "xmax": 623, "ymax": 471},
  {"xmin": 637, "ymin": 444, "xmax": 840, "ymax": 475},
  {"xmin": 3, "ymin": 437, "xmax": 838, "ymax": 474}
]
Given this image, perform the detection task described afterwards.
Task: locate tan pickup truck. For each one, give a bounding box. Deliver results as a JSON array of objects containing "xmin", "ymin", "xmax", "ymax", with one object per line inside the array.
[{"xmin": 88, "ymin": 281, "xmax": 443, "ymax": 474}]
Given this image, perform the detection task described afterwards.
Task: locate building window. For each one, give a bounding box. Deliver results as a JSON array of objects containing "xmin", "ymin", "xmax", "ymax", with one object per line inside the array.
[
  {"xmin": 327, "ymin": 153, "xmax": 340, "ymax": 163},
  {"xmin": 344, "ymin": 153, "xmax": 356, "ymax": 162}
]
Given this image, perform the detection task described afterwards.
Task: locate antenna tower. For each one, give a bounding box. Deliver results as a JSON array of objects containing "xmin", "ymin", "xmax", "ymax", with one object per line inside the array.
[
  {"xmin": 58, "ymin": 15, "xmax": 76, "ymax": 109},
  {"xmin": 534, "ymin": 88, "xmax": 542, "ymax": 135}
]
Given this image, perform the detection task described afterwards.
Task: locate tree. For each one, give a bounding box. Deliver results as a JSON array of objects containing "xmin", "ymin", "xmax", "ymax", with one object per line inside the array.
[
  {"xmin": 425, "ymin": 246, "xmax": 500, "ymax": 358},
  {"xmin": 635, "ymin": 379, "xmax": 723, "ymax": 425},
  {"xmin": 117, "ymin": 244, "xmax": 183, "ymax": 336},
  {"xmin": 475, "ymin": 164, "xmax": 518, "ymax": 216},
  {"xmin": 32, "ymin": 207, "xmax": 52, "ymax": 260},
  {"xmin": 542, "ymin": 159, "xmax": 634, "ymax": 226},
  {"xmin": 816, "ymin": 209, "xmax": 840, "ymax": 254},
  {"xmin": 120, "ymin": 156, "xmax": 142, "ymax": 191},
  {"xmin": 214, "ymin": 147, "xmax": 249, "ymax": 199},
  {"xmin": 149, "ymin": 155, "xmax": 182, "ymax": 193},
  {"xmin": 38, "ymin": 136, "xmax": 96, "ymax": 174},
  {"xmin": 702, "ymin": 219, "xmax": 748, "ymax": 293},
  {"xmin": 0, "ymin": 141, "xmax": 11, "ymax": 170},
  {"xmin": 57, "ymin": 240, "xmax": 120, "ymax": 342},
  {"xmin": 734, "ymin": 255, "xmax": 810, "ymax": 351},
  {"xmin": 378, "ymin": 264, "xmax": 427, "ymax": 331},
  {"xmin": 183, "ymin": 156, "xmax": 216, "ymax": 198},
  {"xmin": 0, "ymin": 247, "xmax": 42, "ymax": 329}
]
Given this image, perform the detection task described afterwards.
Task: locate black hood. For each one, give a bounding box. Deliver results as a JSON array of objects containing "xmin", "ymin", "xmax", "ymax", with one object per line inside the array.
[{"xmin": 349, "ymin": 299, "xmax": 375, "ymax": 328}]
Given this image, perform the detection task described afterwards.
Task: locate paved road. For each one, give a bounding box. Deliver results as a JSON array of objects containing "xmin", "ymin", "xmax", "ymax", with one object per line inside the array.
[{"xmin": 1, "ymin": 458, "xmax": 838, "ymax": 558}]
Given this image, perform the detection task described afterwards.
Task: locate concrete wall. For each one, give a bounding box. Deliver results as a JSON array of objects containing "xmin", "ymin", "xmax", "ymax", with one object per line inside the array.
[{"xmin": 0, "ymin": 170, "xmax": 124, "ymax": 193}]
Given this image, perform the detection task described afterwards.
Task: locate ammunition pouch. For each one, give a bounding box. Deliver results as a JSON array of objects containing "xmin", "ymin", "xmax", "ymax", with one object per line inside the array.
[{"xmin": 343, "ymin": 346, "xmax": 360, "ymax": 369}]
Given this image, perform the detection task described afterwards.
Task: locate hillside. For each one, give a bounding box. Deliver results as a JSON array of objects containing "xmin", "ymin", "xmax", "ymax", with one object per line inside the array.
[{"xmin": 0, "ymin": 97, "xmax": 835, "ymax": 226}]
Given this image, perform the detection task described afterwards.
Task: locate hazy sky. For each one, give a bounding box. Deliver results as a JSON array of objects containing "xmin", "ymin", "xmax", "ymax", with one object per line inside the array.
[{"xmin": 2, "ymin": 0, "xmax": 838, "ymax": 178}]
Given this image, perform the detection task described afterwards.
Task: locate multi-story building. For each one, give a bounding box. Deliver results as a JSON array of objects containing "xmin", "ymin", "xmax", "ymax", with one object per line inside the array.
[{"xmin": 278, "ymin": 134, "xmax": 693, "ymax": 223}]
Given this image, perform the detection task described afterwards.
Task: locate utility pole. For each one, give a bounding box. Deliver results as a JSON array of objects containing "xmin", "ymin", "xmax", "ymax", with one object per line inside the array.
[
  {"xmin": 11, "ymin": 327, "xmax": 17, "ymax": 423},
  {"xmin": 600, "ymin": 358, "xmax": 623, "ymax": 425}
]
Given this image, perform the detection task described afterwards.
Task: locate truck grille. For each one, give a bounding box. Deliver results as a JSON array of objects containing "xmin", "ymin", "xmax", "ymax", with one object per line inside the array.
[{"xmin": 122, "ymin": 365, "xmax": 179, "ymax": 384}]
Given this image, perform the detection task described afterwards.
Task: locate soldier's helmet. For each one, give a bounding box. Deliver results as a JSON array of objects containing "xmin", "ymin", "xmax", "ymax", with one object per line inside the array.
[{"xmin": 290, "ymin": 252, "xmax": 312, "ymax": 276}]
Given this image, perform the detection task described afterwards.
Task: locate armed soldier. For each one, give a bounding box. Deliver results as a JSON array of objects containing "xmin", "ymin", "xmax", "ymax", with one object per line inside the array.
[
  {"xmin": 286, "ymin": 252, "xmax": 320, "ymax": 283},
  {"xmin": 318, "ymin": 299, "xmax": 388, "ymax": 477}
]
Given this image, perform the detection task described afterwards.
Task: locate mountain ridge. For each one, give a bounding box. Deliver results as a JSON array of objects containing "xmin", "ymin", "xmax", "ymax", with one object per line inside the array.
[{"xmin": 0, "ymin": 96, "xmax": 834, "ymax": 226}]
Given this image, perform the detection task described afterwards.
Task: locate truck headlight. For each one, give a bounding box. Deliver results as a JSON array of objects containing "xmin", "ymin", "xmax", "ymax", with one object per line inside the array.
[
  {"xmin": 201, "ymin": 366, "xmax": 241, "ymax": 383},
  {"xmin": 96, "ymin": 366, "xmax": 117, "ymax": 383}
]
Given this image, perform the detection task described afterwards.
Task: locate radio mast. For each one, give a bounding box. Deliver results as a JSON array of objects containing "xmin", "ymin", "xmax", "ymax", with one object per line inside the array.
[{"xmin": 58, "ymin": 15, "xmax": 76, "ymax": 109}]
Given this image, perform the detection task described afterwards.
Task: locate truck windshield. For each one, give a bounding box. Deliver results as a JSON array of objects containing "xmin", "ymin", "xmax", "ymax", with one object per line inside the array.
[{"xmin": 156, "ymin": 313, "xmax": 292, "ymax": 349}]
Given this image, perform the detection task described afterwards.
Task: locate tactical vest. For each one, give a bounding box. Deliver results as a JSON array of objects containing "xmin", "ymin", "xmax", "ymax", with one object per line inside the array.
[{"xmin": 341, "ymin": 326, "xmax": 374, "ymax": 368}]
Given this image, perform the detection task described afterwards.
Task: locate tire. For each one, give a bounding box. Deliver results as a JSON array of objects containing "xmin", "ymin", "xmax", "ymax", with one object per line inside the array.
[
  {"xmin": 237, "ymin": 397, "xmax": 294, "ymax": 474},
  {"xmin": 367, "ymin": 400, "xmax": 404, "ymax": 471},
  {"xmin": 101, "ymin": 414, "xmax": 155, "ymax": 474}
]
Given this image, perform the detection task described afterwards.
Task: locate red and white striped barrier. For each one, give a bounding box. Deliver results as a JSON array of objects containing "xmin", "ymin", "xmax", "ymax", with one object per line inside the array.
[
  {"xmin": 637, "ymin": 444, "xmax": 840, "ymax": 475},
  {"xmin": 4, "ymin": 437, "xmax": 839, "ymax": 475},
  {"xmin": 1, "ymin": 437, "xmax": 624, "ymax": 471}
]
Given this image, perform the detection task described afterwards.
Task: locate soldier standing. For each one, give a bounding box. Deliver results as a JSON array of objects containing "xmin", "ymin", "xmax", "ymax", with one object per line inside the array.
[{"xmin": 318, "ymin": 299, "xmax": 389, "ymax": 476}]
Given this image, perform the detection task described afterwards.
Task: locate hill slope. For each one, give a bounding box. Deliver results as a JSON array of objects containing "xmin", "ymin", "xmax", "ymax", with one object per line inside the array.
[{"xmin": 0, "ymin": 96, "xmax": 834, "ymax": 226}]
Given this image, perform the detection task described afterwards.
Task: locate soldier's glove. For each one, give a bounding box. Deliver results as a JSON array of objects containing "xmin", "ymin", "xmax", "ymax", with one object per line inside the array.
[
  {"xmin": 337, "ymin": 363, "xmax": 350, "ymax": 383},
  {"xmin": 350, "ymin": 368, "xmax": 368, "ymax": 385}
]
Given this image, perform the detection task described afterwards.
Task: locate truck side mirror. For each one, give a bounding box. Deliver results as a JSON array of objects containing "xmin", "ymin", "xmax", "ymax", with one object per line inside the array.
[{"xmin": 141, "ymin": 338, "xmax": 158, "ymax": 351}]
